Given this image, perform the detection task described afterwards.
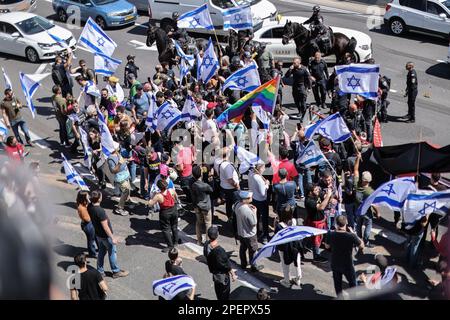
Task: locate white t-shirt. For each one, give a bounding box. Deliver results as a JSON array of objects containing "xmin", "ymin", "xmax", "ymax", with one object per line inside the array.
[
  {"xmin": 202, "ymin": 118, "xmax": 218, "ymax": 143},
  {"xmin": 219, "ymin": 160, "xmax": 239, "ymax": 190},
  {"xmin": 248, "ymin": 170, "xmax": 268, "ymax": 201}
]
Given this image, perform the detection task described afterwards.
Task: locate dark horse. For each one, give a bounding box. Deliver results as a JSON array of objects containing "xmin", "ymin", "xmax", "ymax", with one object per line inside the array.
[
  {"xmin": 146, "ymin": 26, "xmax": 177, "ymax": 68},
  {"xmin": 281, "ymin": 21, "xmax": 357, "ymax": 65}
]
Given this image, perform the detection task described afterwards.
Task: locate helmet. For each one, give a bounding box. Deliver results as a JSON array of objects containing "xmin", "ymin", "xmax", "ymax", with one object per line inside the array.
[
  {"xmin": 231, "ymin": 55, "xmax": 241, "ymax": 66},
  {"xmin": 313, "ymin": 5, "xmax": 320, "ymax": 12},
  {"xmin": 172, "ymin": 12, "xmax": 179, "ymax": 20}
]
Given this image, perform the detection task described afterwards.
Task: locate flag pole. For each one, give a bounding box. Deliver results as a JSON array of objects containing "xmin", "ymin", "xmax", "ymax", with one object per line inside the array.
[
  {"xmin": 272, "ymin": 75, "xmax": 281, "ymax": 116},
  {"xmin": 311, "ymin": 139, "xmax": 339, "ymax": 178},
  {"xmin": 416, "ymin": 127, "xmax": 423, "ymax": 181}
]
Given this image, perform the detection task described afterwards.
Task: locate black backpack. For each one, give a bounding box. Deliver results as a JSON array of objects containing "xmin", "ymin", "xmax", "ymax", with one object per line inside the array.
[{"xmin": 380, "ymin": 75, "xmax": 391, "ymax": 91}]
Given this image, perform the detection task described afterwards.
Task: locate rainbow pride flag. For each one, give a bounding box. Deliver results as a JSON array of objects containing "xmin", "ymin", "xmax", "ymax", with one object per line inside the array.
[{"xmin": 216, "ymin": 76, "xmax": 280, "ymax": 128}]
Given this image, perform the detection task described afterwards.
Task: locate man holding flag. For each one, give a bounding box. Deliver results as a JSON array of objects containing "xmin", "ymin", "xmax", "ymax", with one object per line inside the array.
[{"xmin": 1, "ymin": 89, "xmax": 33, "ymax": 147}]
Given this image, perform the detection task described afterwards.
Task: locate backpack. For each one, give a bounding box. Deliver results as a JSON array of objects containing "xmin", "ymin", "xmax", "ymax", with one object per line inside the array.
[{"xmin": 380, "ymin": 75, "xmax": 391, "ymax": 91}]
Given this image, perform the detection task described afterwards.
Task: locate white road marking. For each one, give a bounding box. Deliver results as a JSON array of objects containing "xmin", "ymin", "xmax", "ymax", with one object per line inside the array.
[
  {"xmin": 28, "ymin": 130, "xmax": 49, "ymax": 149},
  {"xmin": 389, "ymin": 89, "xmax": 398, "ymax": 93},
  {"xmin": 134, "ymin": 23, "xmax": 148, "ymax": 29},
  {"xmin": 35, "ymin": 63, "xmax": 48, "ymax": 74},
  {"xmin": 128, "ymin": 40, "xmax": 157, "ymax": 51},
  {"xmin": 371, "ymin": 225, "xmax": 407, "ymax": 245},
  {"xmin": 436, "ymin": 59, "xmax": 445, "ymax": 63}
]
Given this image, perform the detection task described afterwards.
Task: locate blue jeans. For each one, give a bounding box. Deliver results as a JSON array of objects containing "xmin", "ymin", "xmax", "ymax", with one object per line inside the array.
[
  {"xmin": 81, "ymin": 221, "xmax": 97, "ymax": 257},
  {"xmin": 344, "ymin": 203, "xmax": 357, "ymax": 230},
  {"xmin": 128, "ymin": 161, "xmax": 137, "ymax": 188},
  {"xmin": 11, "ymin": 119, "xmax": 31, "ymax": 144},
  {"xmin": 406, "ymin": 231, "xmax": 424, "ymax": 268},
  {"xmin": 96, "ymin": 236, "xmax": 121, "ymax": 273},
  {"xmin": 357, "ymin": 215, "xmax": 372, "ymax": 244},
  {"xmin": 297, "ymin": 173, "xmax": 304, "ymax": 197}
]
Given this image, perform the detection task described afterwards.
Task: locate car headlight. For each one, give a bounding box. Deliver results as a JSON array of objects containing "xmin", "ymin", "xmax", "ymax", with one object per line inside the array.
[
  {"xmin": 107, "ymin": 12, "xmax": 119, "ymax": 17},
  {"xmin": 359, "ymin": 44, "xmax": 370, "ymax": 51},
  {"xmin": 38, "ymin": 43, "xmax": 53, "ymax": 49}
]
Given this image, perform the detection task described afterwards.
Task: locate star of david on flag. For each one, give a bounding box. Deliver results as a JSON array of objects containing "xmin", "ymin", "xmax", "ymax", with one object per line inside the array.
[
  {"xmin": 197, "ymin": 38, "xmax": 219, "ymax": 84},
  {"xmin": 306, "ymin": 112, "xmax": 351, "ymax": 143},
  {"xmin": 296, "ymin": 140, "xmax": 326, "ymax": 168},
  {"xmin": 181, "ymin": 95, "xmax": 201, "ymax": 122},
  {"xmin": 403, "ymin": 190, "xmax": 450, "ymax": 229},
  {"xmin": 153, "ymin": 275, "xmax": 196, "ymax": 300},
  {"xmin": 156, "ymin": 101, "xmax": 182, "ymax": 132},
  {"xmin": 335, "ymin": 63, "xmax": 380, "ymax": 100},
  {"xmin": 222, "ymin": 63, "xmax": 261, "ymax": 92},
  {"xmin": 94, "ymin": 52, "xmax": 122, "ymax": 76},
  {"xmin": 178, "ymin": 4, "xmax": 214, "ymax": 30},
  {"xmin": 78, "ymin": 17, "xmax": 117, "ymax": 56},
  {"xmin": 222, "ymin": 6, "xmax": 253, "ymax": 31}
]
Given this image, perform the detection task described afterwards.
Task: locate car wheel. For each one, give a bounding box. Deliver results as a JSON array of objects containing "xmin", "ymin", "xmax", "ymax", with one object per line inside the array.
[
  {"xmin": 25, "ymin": 47, "xmax": 39, "ymax": 63},
  {"xmin": 57, "ymin": 8, "xmax": 68, "ymax": 23},
  {"xmin": 389, "ymin": 18, "xmax": 406, "ymax": 35},
  {"xmin": 95, "ymin": 16, "xmax": 107, "ymax": 29}
]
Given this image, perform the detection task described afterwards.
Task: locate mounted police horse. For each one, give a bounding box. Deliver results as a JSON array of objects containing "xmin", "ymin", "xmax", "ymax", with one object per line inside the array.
[
  {"xmin": 146, "ymin": 26, "xmax": 177, "ymax": 68},
  {"xmin": 281, "ymin": 21, "xmax": 357, "ymax": 65}
]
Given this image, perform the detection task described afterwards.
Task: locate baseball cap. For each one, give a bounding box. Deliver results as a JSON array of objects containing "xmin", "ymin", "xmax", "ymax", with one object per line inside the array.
[
  {"xmin": 238, "ymin": 190, "xmax": 253, "ymax": 200},
  {"xmin": 136, "ymin": 84, "xmax": 143, "ymax": 90},
  {"xmin": 207, "ymin": 226, "xmax": 219, "ymax": 240},
  {"xmin": 362, "ymin": 171, "xmax": 372, "ymax": 183},
  {"xmin": 207, "ymin": 102, "xmax": 217, "ymax": 110}
]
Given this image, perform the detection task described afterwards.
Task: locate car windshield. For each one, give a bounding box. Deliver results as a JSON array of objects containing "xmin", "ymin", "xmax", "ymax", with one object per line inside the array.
[
  {"xmin": 15, "ymin": 16, "xmax": 55, "ymax": 35},
  {"xmin": 211, "ymin": 0, "xmax": 261, "ymax": 9},
  {"xmin": 442, "ymin": 0, "xmax": 450, "ymax": 10},
  {"xmin": 91, "ymin": 0, "xmax": 117, "ymax": 5}
]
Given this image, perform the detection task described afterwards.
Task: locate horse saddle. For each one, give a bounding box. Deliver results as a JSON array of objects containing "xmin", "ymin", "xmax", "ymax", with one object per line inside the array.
[{"xmin": 317, "ymin": 27, "xmax": 333, "ymax": 55}]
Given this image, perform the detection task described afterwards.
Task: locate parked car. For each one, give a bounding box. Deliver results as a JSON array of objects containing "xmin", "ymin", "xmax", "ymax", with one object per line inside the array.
[
  {"xmin": 252, "ymin": 16, "xmax": 373, "ymax": 64},
  {"xmin": 384, "ymin": 0, "xmax": 450, "ymax": 38},
  {"xmin": 0, "ymin": 0, "xmax": 36, "ymax": 13},
  {"xmin": 52, "ymin": 0, "xmax": 138, "ymax": 29},
  {"xmin": 145, "ymin": 0, "xmax": 277, "ymax": 35},
  {"xmin": 0, "ymin": 12, "xmax": 76, "ymax": 62}
]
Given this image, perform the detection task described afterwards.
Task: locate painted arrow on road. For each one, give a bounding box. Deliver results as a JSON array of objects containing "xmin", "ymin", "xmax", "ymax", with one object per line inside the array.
[{"xmin": 128, "ymin": 40, "xmax": 157, "ymax": 51}]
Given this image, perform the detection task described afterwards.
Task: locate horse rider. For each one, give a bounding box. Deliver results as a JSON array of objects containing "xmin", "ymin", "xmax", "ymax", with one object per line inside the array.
[
  {"xmin": 303, "ymin": 6, "xmax": 329, "ymax": 52},
  {"xmin": 167, "ymin": 12, "xmax": 189, "ymax": 45}
]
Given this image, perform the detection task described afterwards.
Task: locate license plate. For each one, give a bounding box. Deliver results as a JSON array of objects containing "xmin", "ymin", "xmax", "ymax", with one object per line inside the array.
[{"xmin": 125, "ymin": 15, "xmax": 134, "ymax": 21}]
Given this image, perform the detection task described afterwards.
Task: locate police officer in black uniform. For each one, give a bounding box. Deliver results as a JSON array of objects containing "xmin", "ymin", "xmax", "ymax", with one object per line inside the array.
[
  {"xmin": 309, "ymin": 51, "xmax": 329, "ymax": 109},
  {"xmin": 285, "ymin": 57, "xmax": 311, "ymax": 121},
  {"xmin": 124, "ymin": 55, "xmax": 139, "ymax": 88},
  {"xmin": 303, "ymin": 5, "xmax": 324, "ymax": 33},
  {"xmin": 167, "ymin": 12, "xmax": 189, "ymax": 45},
  {"xmin": 404, "ymin": 61, "xmax": 418, "ymax": 123}
]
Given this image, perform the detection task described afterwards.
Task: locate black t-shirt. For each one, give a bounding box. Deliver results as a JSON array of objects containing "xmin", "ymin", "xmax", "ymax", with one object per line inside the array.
[
  {"xmin": 328, "ymin": 231, "xmax": 361, "ymax": 271},
  {"xmin": 203, "ymin": 242, "xmax": 232, "ymax": 274},
  {"xmin": 88, "ymin": 204, "xmax": 112, "ymax": 239},
  {"xmin": 165, "ymin": 260, "xmax": 186, "ymax": 276},
  {"xmin": 305, "ymin": 196, "xmax": 325, "ymax": 222},
  {"xmin": 77, "ymin": 268, "xmax": 106, "ymax": 300}
]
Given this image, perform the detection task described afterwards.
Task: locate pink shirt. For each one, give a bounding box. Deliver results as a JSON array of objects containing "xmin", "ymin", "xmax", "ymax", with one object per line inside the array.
[{"xmin": 177, "ymin": 146, "xmax": 195, "ymax": 177}]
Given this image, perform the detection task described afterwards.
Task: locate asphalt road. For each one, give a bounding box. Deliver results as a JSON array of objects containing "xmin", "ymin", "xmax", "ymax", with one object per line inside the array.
[{"xmin": 1, "ymin": 0, "xmax": 449, "ymax": 300}]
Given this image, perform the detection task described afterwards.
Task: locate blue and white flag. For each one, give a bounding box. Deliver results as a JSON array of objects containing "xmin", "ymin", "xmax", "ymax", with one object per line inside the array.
[
  {"xmin": 172, "ymin": 39, "xmax": 195, "ymax": 67},
  {"xmin": 234, "ymin": 145, "xmax": 264, "ymax": 174},
  {"xmin": 403, "ymin": 190, "xmax": 450, "ymax": 229},
  {"xmin": 78, "ymin": 17, "xmax": 117, "ymax": 56},
  {"xmin": 252, "ymin": 105, "xmax": 269, "ymax": 130},
  {"xmin": 335, "ymin": 63, "xmax": 380, "ymax": 100},
  {"xmin": 94, "ymin": 52, "xmax": 122, "ymax": 76},
  {"xmin": 296, "ymin": 140, "xmax": 326, "ymax": 167},
  {"xmin": 2, "ymin": 67, "xmax": 12, "ymax": 90},
  {"xmin": 153, "ymin": 275, "xmax": 196, "ymax": 300},
  {"xmin": 181, "ymin": 95, "xmax": 201, "ymax": 122},
  {"xmin": 308, "ymin": 113, "xmax": 351, "ymax": 143},
  {"xmin": 356, "ymin": 177, "xmax": 416, "ymax": 216},
  {"xmin": 198, "ymin": 38, "xmax": 219, "ymax": 84},
  {"xmin": 96, "ymin": 108, "xmax": 116, "ymax": 156},
  {"xmin": 0, "ymin": 120, "xmax": 8, "ymax": 136},
  {"xmin": 19, "ymin": 72, "xmax": 41, "ymax": 118},
  {"xmin": 177, "ymin": 3, "xmax": 214, "ymax": 30},
  {"xmin": 83, "ymin": 80, "xmax": 101, "ymax": 97},
  {"xmin": 156, "ymin": 101, "xmax": 182, "ymax": 132},
  {"xmin": 79, "ymin": 127, "xmax": 92, "ymax": 169},
  {"xmin": 47, "ymin": 31, "xmax": 69, "ymax": 49},
  {"xmin": 222, "ymin": 6, "xmax": 253, "ymax": 31},
  {"xmin": 179, "ymin": 59, "xmax": 191, "ymax": 82},
  {"xmin": 145, "ymin": 93, "xmax": 158, "ymax": 132},
  {"xmin": 304, "ymin": 118, "xmax": 323, "ymax": 139},
  {"xmin": 223, "ymin": 63, "xmax": 261, "ymax": 92},
  {"xmin": 61, "ymin": 153, "xmax": 89, "ymax": 191},
  {"xmin": 251, "ymin": 226, "xmax": 327, "ymax": 264}
]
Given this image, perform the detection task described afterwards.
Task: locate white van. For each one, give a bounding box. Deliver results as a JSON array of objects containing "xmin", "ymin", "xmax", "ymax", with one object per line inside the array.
[{"xmin": 130, "ymin": 0, "xmax": 277, "ymax": 34}]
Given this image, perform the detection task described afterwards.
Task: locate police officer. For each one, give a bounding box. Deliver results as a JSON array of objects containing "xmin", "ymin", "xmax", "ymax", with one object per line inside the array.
[
  {"xmin": 124, "ymin": 55, "xmax": 139, "ymax": 88},
  {"xmin": 303, "ymin": 6, "xmax": 325, "ymax": 38},
  {"xmin": 378, "ymin": 74, "xmax": 391, "ymax": 123},
  {"xmin": 256, "ymin": 43, "xmax": 274, "ymax": 83},
  {"xmin": 168, "ymin": 12, "xmax": 189, "ymax": 44},
  {"xmin": 285, "ymin": 57, "xmax": 311, "ymax": 121},
  {"xmin": 309, "ymin": 51, "xmax": 329, "ymax": 109},
  {"xmin": 404, "ymin": 62, "xmax": 418, "ymax": 123}
]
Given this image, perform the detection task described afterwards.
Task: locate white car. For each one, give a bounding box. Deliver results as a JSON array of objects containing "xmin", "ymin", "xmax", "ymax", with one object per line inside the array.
[
  {"xmin": 253, "ymin": 16, "xmax": 373, "ymax": 64},
  {"xmin": 0, "ymin": 12, "xmax": 76, "ymax": 63},
  {"xmin": 143, "ymin": 0, "xmax": 277, "ymax": 35},
  {"xmin": 384, "ymin": 0, "xmax": 450, "ymax": 38}
]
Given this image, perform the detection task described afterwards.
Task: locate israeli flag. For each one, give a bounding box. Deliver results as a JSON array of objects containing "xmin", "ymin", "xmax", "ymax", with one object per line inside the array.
[
  {"xmin": 251, "ymin": 105, "xmax": 269, "ymax": 130},
  {"xmin": 19, "ymin": 72, "xmax": 41, "ymax": 118},
  {"xmin": 156, "ymin": 101, "xmax": 182, "ymax": 132},
  {"xmin": 296, "ymin": 140, "xmax": 326, "ymax": 167},
  {"xmin": 106, "ymin": 83, "xmax": 124, "ymax": 104},
  {"xmin": 356, "ymin": 177, "xmax": 416, "ymax": 216},
  {"xmin": 47, "ymin": 31, "xmax": 69, "ymax": 49},
  {"xmin": 94, "ymin": 52, "xmax": 122, "ymax": 76},
  {"xmin": 153, "ymin": 275, "xmax": 196, "ymax": 300},
  {"xmin": 83, "ymin": 80, "xmax": 101, "ymax": 97},
  {"xmin": 78, "ymin": 17, "xmax": 117, "ymax": 57},
  {"xmin": 335, "ymin": 64, "xmax": 380, "ymax": 100},
  {"xmin": 179, "ymin": 59, "xmax": 191, "ymax": 82},
  {"xmin": 2, "ymin": 67, "xmax": 12, "ymax": 90},
  {"xmin": 0, "ymin": 120, "xmax": 8, "ymax": 136},
  {"xmin": 403, "ymin": 190, "xmax": 450, "ymax": 229},
  {"xmin": 177, "ymin": 3, "xmax": 214, "ymax": 31},
  {"xmin": 222, "ymin": 6, "xmax": 253, "ymax": 31},
  {"xmin": 308, "ymin": 113, "xmax": 351, "ymax": 143},
  {"xmin": 197, "ymin": 38, "xmax": 219, "ymax": 84},
  {"xmin": 223, "ymin": 63, "xmax": 261, "ymax": 92},
  {"xmin": 96, "ymin": 108, "xmax": 116, "ymax": 156},
  {"xmin": 251, "ymin": 226, "xmax": 327, "ymax": 264},
  {"xmin": 61, "ymin": 153, "xmax": 89, "ymax": 191},
  {"xmin": 304, "ymin": 119, "xmax": 323, "ymax": 139},
  {"xmin": 79, "ymin": 127, "xmax": 92, "ymax": 169},
  {"xmin": 234, "ymin": 145, "xmax": 264, "ymax": 174},
  {"xmin": 172, "ymin": 39, "xmax": 195, "ymax": 67},
  {"xmin": 145, "ymin": 93, "xmax": 158, "ymax": 132},
  {"xmin": 181, "ymin": 95, "xmax": 201, "ymax": 122}
]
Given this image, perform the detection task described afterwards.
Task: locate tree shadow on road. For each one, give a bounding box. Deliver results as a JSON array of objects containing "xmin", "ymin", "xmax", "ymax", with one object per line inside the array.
[
  {"xmin": 53, "ymin": 242, "xmax": 86, "ymax": 258},
  {"xmin": 426, "ymin": 63, "xmax": 450, "ymax": 80},
  {"xmin": 124, "ymin": 217, "xmax": 166, "ymax": 250}
]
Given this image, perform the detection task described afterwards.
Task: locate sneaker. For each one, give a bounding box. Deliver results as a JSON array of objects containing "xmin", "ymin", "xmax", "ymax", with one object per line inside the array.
[
  {"xmin": 99, "ymin": 272, "xmax": 106, "ymax": 278},
  {"xmin": 291, "ymin": 277, "xmax": 301, "ymax": 286},
  {"xmin": 280, "ymin": 279, "xmax": 292, "ymax": 288},
  {"xmin": 161, "ymin": 247, "xmax": 172, "ymax": 253},
  {"xmin": 250, "ymin": 265, "xmax": 264, "ymax": 272},
  {"xmin": 114, "ymin": 208, "xmax": 129, "ymax": 216},
  {"xmin": 112, "ymin": 270, "xmax": 130, "ymax": 279},
  {"xmin": 261, "ymin": 237, "xmax": 268, "ymax": 245},
  {"xmin": 26, "ymin": 141, "xmax": 34, "ymax": 147},
  {"xmin": 313, "ymin": 256, "xmax": 328, "ymax": 263}
]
